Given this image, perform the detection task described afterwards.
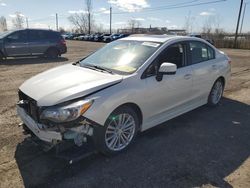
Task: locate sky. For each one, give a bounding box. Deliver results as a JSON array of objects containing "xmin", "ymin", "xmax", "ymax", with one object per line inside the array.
[{"xmin": 0, "ymin": 0, "xmax": 249, "ymax": 33}]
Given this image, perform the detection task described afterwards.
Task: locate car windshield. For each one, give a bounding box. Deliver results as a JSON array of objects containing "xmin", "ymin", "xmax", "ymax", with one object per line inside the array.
[
  {"xmin": 80, "ymin": 40, "xmax": 161, "ymax": 75},
  {"xmin": 0, "ymin": 30, "xmax": 13, "ymax": 38}
]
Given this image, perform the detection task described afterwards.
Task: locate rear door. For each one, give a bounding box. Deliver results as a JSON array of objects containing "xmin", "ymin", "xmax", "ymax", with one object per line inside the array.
[
  {"xmin": 4, "ymin": 30, "xmax": 29, "ymax": 56},
  {"xmin": 28, "ymin": 30, "xmax": 50, "ymax": 55},
  {"xmin": 187, "ymin": 41, "xmax": 217, "ymax": 101}
]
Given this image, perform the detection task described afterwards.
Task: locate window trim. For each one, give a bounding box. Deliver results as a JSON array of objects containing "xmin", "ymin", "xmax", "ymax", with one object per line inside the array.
[
  {"xmin": 187, "ymin": 40, "xmax": 216, "ymax": 66},
  {"xmin": 141, "ymin": 41, "xmax": 188, "ymax": 79},
  {"xmin": 5, "ymin": 30, "xmax": 28, "ymax": 43}
]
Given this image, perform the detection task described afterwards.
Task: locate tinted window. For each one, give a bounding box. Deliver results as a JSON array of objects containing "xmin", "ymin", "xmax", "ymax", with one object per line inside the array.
[
  {"xmin": 28, "ymin": 30, "xmax": 60, "ymax": 41},
  {"xmin": 189, "ymin": 41, "xmax": 215, "ymax": 64},
  {"xmin": 144, "ymin": 43, "xmax": 185, "ymax": 77},
  {"xmin": 29, "ymin": 30, "xmax": 48, "ymax": 41},
  {"xmin": 47, "ymin": 31, "xmax": 60, "ymax": 40},
  {"xmin": 6, "ymin": 30, "xmax": 27, "ymax": 43},
  {"xmin": 161, "ymin": 43, "xmax": 184, "ymax": 68}
]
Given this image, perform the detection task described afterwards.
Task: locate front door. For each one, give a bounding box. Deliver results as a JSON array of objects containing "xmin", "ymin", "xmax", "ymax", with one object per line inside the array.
[
  {"xmin": 4, "ymin": 30, "xmax": 29, "ymax": 56},
  {"xmin": 141, "ymin": 42, "xmax": 193, "ymax": 130}
]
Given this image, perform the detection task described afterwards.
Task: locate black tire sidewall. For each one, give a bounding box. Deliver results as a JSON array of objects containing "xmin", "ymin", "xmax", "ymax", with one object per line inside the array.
[
  {"xmin": 0, "ymin": 52, "xmax": 3, "ymax": 61},
  {"xmin": 208, "ymin": 79, "xmax": 224, "ymax": 106},
  {"xmin": 47, "ymin": 48, "xmax": 59, "ymax": 59},
  {"xmin": 93, "ymin": 106, "xmax": 139, "ymax": 155}
]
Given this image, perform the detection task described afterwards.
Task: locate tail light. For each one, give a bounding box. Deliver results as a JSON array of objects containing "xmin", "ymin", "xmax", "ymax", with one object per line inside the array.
[
  {"xmin": 228, "ymin": 60, "xmax": 231, "ymax": 64},
  {"xmin": 59, "ymin": 39, "xmax": 66, "ymax": 45}
]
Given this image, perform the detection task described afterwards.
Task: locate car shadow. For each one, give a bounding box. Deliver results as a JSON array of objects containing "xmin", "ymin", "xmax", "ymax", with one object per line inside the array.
[
  {"xmin": 0, "ymin": 56, "xmax": 68, "ymax": 65},
  {"xmin": 15, "ymin": 97, "xmax": 250, "ymax": 187}
]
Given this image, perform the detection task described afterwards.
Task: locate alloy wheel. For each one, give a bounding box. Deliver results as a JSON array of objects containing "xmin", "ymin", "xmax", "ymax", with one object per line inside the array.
[{"xmin": 105, "ymin": 113, "xmax": 136, "ymax": 151}]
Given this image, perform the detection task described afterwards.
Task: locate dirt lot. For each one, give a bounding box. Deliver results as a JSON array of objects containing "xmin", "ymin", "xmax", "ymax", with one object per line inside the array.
[{"xmin": 0, "ymin": 40, "xmax": 249, "ymax": 188}]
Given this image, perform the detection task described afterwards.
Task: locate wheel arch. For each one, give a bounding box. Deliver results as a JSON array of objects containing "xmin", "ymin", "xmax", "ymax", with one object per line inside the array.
[
  {"xmin": 110, "ymin": 102, "xmax": 143, "ymax": 131},
  {"xmin": 0, "ymin": 50, "xmax": 5, "ymax": 58},
  {"xmin": 216, "ymin": 76, "xmax": 226, "ymax": 87},
  {"xmin": 45, "ymin": 46, "xmax": 59, "ymax": 55}
]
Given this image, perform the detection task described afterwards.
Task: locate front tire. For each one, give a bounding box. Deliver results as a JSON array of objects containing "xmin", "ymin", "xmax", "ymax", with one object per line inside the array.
[
  {"xmin": 208, "ymin": 79, "xmax": 224, "ymax": 106},
  {"xmin": 94, "ymin": 106, "xmax": 139, "ymax": 155}
]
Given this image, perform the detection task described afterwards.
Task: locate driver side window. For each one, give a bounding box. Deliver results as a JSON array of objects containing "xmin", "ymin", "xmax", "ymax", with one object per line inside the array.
[
  {"xmin": 144, "ymin": 43, "xmax": 185, "ymax": 78},
  {"xmin": 6, "ymin": 31, "xmax": 27, "ymax": 43}
]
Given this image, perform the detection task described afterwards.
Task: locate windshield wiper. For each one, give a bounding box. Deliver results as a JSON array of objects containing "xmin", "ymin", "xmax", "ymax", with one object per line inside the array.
[
  {"xmin": 93, "ymin": 65, "xmax": 114, "ymax": 74},
  {"xmin": 82, "ymin": 64, "xmax": 114, "ymax": 74}
]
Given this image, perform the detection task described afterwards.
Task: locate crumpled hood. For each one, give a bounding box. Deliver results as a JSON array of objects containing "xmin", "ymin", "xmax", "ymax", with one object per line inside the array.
[{"xmin": 19, "ymin": 64, "xmax": 123, "ymax": 106}]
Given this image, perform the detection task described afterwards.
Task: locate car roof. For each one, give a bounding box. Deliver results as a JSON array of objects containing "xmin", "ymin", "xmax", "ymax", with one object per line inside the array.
[
  {"xmin": 120, "ymin": 34, "xmax": 195, "ymax": 43},
  {"xmin": 10, "ymin": 28, "xmax": 58, "ymax": 33}
]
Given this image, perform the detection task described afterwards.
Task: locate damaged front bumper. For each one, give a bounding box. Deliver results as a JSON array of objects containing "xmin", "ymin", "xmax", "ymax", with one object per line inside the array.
[{"xmin": 17, "ymin": 105, "xmax": 94, "ymax": 150}]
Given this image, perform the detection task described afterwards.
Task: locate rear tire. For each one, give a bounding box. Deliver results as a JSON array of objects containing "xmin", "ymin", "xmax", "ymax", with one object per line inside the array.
[
  {"xmin": 208, "ymin": 79, "xmax": 224, "ymax": 106},
  {"xmin": 0, "ymin": 52, "xmax": 4, "ymax": 62},
  {"xmin": 94, "ymin": 106, "xmax": 139, "ymax": 156},
  {"xmin": 46, "ymin": 48, "xmax": 59, "ymax": 59}
]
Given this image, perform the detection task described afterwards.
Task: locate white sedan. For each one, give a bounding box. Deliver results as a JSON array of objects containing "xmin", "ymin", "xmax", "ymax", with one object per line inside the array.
[{"xmin": 17, "ymin": 35, "xmax": 231, "ymax": 155}]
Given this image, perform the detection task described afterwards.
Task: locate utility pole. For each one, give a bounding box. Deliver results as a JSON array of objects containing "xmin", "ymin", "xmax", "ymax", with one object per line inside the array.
[
  {"xmin": 110, "ymin": 6, "xmax": 112, "ymax": 34},
  {"xmin": 234, "ymin": 0, "xmax": 244, "ymax": 48},
  {"xmin": 88, "ymin": 12, "xmax": 91, "ymax": 34},
  {"xmin": 240, "ymin": 3, "xmax": 247, "ymax": 34},
  {"xmin": 26, "ymin": 17, "xmax": 29, "ymax": 28},
  {"xmin": 56, "ymin": 13, "xmax": 58, "ymax": 31}
]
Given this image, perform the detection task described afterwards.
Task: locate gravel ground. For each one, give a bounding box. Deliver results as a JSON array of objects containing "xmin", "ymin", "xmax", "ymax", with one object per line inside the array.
[{"xmin": 0, "ymin": 40, "xmax": 249, "ymax": 188}]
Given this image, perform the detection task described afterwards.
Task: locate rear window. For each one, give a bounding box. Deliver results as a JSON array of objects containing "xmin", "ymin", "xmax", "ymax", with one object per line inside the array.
[
  {"xmin": 189, "ymin": 41, "xmax": 215, "ymax": 64},
  {"xmin": 28, "ymin": 30, "xmax": 60, "ymax": 41}
]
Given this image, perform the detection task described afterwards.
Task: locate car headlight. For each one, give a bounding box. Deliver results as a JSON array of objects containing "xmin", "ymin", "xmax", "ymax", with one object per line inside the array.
[{"xmin": 40, "ymin": 99, "xmax": 93, "ymax": 123}]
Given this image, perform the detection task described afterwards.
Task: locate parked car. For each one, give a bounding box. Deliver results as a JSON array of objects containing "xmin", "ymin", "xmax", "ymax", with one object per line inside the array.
[
  {"xmin": 0, "ymin": 29, "xmax": 67, "ymax": 60},
  {"xmin": 103, "ymin": 34, "xmax": 120, "ymax": 42},
  {"xmin": 103, "ymin": 35, "xmax": 111, "ymax": 43},
  {"xmin": 64, "ymin": 34, "xmax": 75, "ymax": 40},
  {"xmin": 88, "ymin": 34, "xmax": 96, "ymax": 41},
  {"xmin": 83, "ymin": 34, "xmax": 90, "ymax": 41},
  {"xmin": 17, "ymin": 35, "xmax": 230, "ymax": 155},
  {"xmin": 74, "ymin": 34, "xmax": 85, "ymax": 40},
  {"xmin": 118, "ymin": 33, "xmax": 130, "ymax": 39},
  {"xmin": 94, "ymin": 34, "xmax": 110, "ymax": 42},
  {"xmin": 111, "ymin": 34, "xmax": 121, "ymax": 41}
]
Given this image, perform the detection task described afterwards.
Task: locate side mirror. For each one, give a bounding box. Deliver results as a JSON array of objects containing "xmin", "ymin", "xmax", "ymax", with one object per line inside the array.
[
  {"xmin": 156, "ymin": 62, "xmax": 177, "ymax": 81},
  {"xmin": 159, "ymin": 62, "xmax": 177, "ymax": 75}
]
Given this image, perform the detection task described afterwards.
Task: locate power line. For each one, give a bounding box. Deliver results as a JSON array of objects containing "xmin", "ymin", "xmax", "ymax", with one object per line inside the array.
[{"xmin": 112, "ymin": 0, "xmax": 227, "ymax": 14}]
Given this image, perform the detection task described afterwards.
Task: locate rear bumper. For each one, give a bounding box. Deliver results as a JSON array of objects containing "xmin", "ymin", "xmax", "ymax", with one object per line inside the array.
[{"xmin": 59, "ymin": 45, "xmax": 67, "ymax": 54}]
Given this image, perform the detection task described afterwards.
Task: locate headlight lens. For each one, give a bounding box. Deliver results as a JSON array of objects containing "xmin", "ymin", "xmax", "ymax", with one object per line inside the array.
[{"xmin": 40, "ymin": 99, "xmax": 93, "ymax": 123}]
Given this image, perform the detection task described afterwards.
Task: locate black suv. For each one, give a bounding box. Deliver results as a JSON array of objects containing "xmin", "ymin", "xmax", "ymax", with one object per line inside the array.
[{"xmin": 0, "ymin": 29, "xmax": 67, "ymax": 60}]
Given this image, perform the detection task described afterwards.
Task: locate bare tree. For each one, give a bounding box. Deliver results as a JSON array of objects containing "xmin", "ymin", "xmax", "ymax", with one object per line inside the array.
[
  {"xmin": 202, "ymin": 15, "xmax": 222, "ymax": 38},
  {"xmin": 0, "ymin": 16, "xmax": 7, "ymax": 31},
  {"xmin": 12, "ymin": 12, "xmax": 25, "ymax": 29},
  {"xmin": 68, "ymin": 0, "xmax": 95, "ymax": 34},
  {"xmin": 128, "ymin": 19, "xmax": 141, "ymax": 33},
  {"xmin": 202, "ymin": 17, "xmax": 213, "ymax": 36},
  {"xmin": 59, "ymin": 27, "xmax": 66, "ymax": 34},
  {"xmin": 68, "ymin": 13, "xmax": 88, "ymax": 33},
  {"xmin": 184, "ymin": 11, "xmax": 195, "ymax": 34}
]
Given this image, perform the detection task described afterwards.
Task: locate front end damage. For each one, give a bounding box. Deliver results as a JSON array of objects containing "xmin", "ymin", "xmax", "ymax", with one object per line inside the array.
[{"xmin": 17, "ymin": 91, "xmax": 98, "ymax": 157}]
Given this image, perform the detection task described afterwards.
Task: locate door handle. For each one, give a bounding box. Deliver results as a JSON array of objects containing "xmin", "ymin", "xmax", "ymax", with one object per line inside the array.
[{"xmin": 184, "ymin": 74, "xmax": 192, "ymax": 80}]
